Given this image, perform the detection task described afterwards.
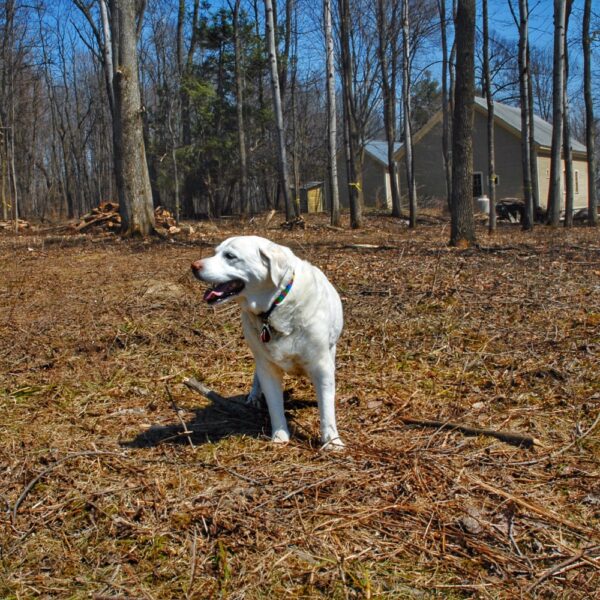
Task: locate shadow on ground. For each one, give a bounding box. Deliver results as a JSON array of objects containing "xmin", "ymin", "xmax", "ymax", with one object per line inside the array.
[{"xmin": 124, "ymin": 392, "xmax": 316, "ymax": 448}]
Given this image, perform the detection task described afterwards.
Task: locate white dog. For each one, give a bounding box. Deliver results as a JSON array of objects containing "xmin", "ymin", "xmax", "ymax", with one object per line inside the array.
[{"xmin": 191, "ymin": 236, "xmax": 344, "ymax": 448}]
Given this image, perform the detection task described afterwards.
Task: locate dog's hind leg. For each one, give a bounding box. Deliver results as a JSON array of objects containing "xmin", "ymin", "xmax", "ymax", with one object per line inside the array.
[
  {"xmin": 256, "ymin": 362, "xmax": 289, "ymax": 443},
  {"xmin": 246, "ymin": 371, "xmax": 264, "ymax": 407},
  {"xmin": 309, "ymin": 351, "xmax": 344, "ymax": 450}
]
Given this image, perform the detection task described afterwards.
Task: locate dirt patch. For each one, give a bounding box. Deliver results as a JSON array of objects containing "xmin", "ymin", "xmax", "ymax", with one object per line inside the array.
[{"xmin": 0, "ymin": 214, "xmax": 598, "ymax": 598}]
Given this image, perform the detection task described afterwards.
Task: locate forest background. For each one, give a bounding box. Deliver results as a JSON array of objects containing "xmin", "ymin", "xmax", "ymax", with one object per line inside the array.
[{"xmin": 1, "ymin": 0, "xmax": 598, "ymax": 228}]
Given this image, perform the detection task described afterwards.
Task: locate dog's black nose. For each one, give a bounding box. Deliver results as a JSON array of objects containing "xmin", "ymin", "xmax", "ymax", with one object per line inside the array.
[{"xmin": 191, "ymin": 260, "xmax": 203, "ymax": 272}]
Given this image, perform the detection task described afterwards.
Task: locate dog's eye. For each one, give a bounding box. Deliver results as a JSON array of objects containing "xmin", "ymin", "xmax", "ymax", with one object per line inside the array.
[{"xmin": 224, "ymin": 252, "xmax": 237, "ymax": 261}]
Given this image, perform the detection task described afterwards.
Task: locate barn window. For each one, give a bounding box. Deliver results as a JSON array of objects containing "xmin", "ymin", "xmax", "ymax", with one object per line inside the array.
[{"xmin": 473, "ymin": 172, "xmax": 484, "ymax": 197}]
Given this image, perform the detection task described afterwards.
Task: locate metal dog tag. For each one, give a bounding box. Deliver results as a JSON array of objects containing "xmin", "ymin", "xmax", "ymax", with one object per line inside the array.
[{"xmin": 260, "ymin": 323, "xmax": 272, "ymax": 343}]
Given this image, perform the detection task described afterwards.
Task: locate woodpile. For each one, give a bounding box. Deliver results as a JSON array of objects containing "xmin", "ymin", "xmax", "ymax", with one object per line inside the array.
[
  {"xmin": 74, "ymin": 202, "xmax": 181, "ymax": 233},
  {"xmin": 0, "ymin": 219, "xmax": 30, "ymax": 231},
  {"xmin": 74, "ymin": 201, "xmax": 121, "ymax": 231}
]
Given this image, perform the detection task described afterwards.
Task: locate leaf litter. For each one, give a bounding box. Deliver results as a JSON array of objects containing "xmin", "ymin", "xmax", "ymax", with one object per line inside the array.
[{"xmin": 0, "ymin": 214, "xmax": 598, "ymax": 598}]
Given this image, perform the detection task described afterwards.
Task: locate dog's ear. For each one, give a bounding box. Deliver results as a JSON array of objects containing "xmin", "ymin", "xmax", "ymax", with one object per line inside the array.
[{"xmin": 259, "ymin": 243, "xmax": 290, "ymax": 287}]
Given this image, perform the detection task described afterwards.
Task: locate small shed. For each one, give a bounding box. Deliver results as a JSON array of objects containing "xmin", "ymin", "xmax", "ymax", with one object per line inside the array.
[{"xmin": 294, "ymin": 181, "xmax": 324, "ymax": 213}]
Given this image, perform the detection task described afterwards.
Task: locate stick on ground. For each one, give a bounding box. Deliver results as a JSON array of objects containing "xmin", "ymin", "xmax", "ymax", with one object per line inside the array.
[
  {"xmin": 400, "ymin": 416, "xmax": 539, "ymax": 449},
  {"xmin": 183, "ymin": 377, "xmax": 252, "ymax": 411}
]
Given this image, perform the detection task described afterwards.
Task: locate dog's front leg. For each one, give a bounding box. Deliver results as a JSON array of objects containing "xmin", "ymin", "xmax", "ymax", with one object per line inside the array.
[
  {"xmin": 309, "ymin": 353, "xmax": 344, "ymax": 449},
  {"xmin": 255, "ymin": 361, "xmax": 289, "ymax": 443}
]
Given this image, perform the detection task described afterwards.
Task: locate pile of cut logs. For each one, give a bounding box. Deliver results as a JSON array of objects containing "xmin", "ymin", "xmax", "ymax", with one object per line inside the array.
[
  {"xmin": 74, "ymin": 202, "xmax": 180, "ymax": 233},
  {"xmin": 0, "ymin": 219, "xmax": 30, "ymax": 231}
]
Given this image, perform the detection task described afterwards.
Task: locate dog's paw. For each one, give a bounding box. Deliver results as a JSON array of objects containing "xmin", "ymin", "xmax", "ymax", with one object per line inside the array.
[
  {"xmin": 320, "ymin": 436, "xmax": 345, "ymax": 451},
  {"xmin": 271, "ymin": 429, "xmax": 290, "ymax": 444}
]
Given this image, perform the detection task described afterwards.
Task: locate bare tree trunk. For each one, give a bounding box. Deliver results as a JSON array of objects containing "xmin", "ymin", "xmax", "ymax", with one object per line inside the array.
[
  {"xmin": 10, "ymin": 110, "xmax": 18, "ymax": 231},
  {"xmin": 2, "ymin": 0, "xmax": 18, "ymax": 229},
  {"xmin": 264, "ymin": 0, "xmax": 294, "ymax": 220},
  {"xmin": 401, "ymin": 0, "xmax": 416, "ymax": 228},
  {"xmin": 547, "ymin": 0, "xmax": 565, "ymax": 226},
  {"xmin": 526, "ymin": 41, "xmax": 540, "ymax": 219},
  {"xmin": 449, "ymin": 0, "xmax": 457, "ymax": 116},
  {"xmin": 0, "ymin": 126, "xmax": 6, "ymax": 221},
  {"xmin": 252, "ymin": 0, "xmax": 271, "ymax": 211},
  {"xmin": 231, "ymin": 0, "xmax": 249, "ymax": 215},
  {"xmin": 438, "ymin": 0, "xmax": 452, "ymax": 211},
  {"xmin": 338, "ymin": 0, "xmax": 362, "ymax": 229},
  {"xmin": 527, "ymin": 103, "xmax": 539, "ymax": 221},
  {"xmin": 376, "ymin": 0, "xmax": 401, "ymax": 218},
  {"xmin": 289, "ymin": 2, "xmax": 301, "ymax": 217},
  {"xmin": 167, "ymin": 104, "xmax": 180, "ymax": 225},
  {"xmin": 450, "ymin": 0, "xmax": 476, "ymax": 247},
  {"xmin": 99, "ymin": 0, "xmax": 115, "ymax": 118},
  {"xmin": 291, "ymin": 55, "xmax": 301, "ymax": 215},
  {"xmin": 482, "ymin": 0, "xmax": 496, "ymax": 233},
  {"xmin": 562, "ymin": 0, "xmax": 574, "ymax": 228},
  {"xmin": 583, "ymin": 0, "xmax": 597, "ymax": 226},
  {"xmin": 110, "ymin": 0, "xmax": 155, "ymax": 236},
  {"xmin": 324, "ymin": 0, "xmax": 340, "ymax": 226},
  {"xmin": 181, "ymin": 0, "xmax": 200, "ymax": 148},
  {"xmin": 516, "ymin": 0, "xmax": 533, "ymax": 230},
  {"xmin": 277, "ymin": 0, "xmax": 293, "ymax": 101}
]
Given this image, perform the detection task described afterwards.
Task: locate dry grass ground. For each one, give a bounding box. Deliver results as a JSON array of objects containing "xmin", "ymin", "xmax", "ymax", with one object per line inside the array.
[{"xmin": 0, "ymin": 214, "xmax": 598, "ymax": 599}]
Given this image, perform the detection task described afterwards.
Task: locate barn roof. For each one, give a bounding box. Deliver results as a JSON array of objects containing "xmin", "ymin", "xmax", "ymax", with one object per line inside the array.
[
  {"xmin": 364, "ymin": 140, "xmax": 403, "ymax": 167},
  {"xmin": 394, "ymin": 98, "xmax": 587, "ymax": 160},
  {"xmin": 473, "ymin": 97, "xmax": 586, "ymax": 153}
]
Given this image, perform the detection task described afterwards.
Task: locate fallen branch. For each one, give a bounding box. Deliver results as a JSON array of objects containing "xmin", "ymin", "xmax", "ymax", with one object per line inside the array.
[
  {"xmin": 183, "ymin": 377, "xmax": 251, "ymax": 411},
  {"xmin": 400, "ymin": 416, "xmax": 539, "ymax": 449},
  {"xmin": 527, "ymin": 545, "xmax": 600, "ymax": 593},
  {"xmin": 344, "ymin": 243, "xmax": 399, "ymax": 251},
  {"xmin": 74, "ymin": 212, "xmax": 116, "ymax": 231}
]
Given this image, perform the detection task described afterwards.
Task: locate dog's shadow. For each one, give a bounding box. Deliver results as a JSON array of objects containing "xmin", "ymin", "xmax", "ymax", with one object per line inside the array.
[{"xmin": 124, "ymin": 390, "xmax": 315, "ymax": 448}]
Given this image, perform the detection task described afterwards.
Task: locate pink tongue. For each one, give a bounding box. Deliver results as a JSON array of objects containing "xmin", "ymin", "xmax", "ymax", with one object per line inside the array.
[{"xmin": 204, "ymin": 289, "xmax": 224, "ymax": 302}]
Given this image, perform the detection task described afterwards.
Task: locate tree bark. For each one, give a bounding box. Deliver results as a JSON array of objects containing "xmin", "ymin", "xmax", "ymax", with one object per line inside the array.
[
  {"xmin": 291, "ymin": 50, "xmax": 301, "ymax": 216},
  {"xmin": 264, "ymin": 0, "xmax": 294, "ymax": 220},
  {"xmin": 546, "ymin": 0, "xmax": 565, "ymax": 226},
  {"xmin": 518, "ymin": 0, "xmax": 533, "ymax": 230},
  {"xmin": 450, "ymin": 0, "xmax": 476, "ymax": 247},
  {"xmin": 526, "ymin": 40, "xmax": 540, "ymax": 219},
  {"xmin": 401, "ymin": 0, "xmax": 417, "ymax": 228},
  {"xmin": 338, "ymin": 0, "xmax": 362, "ymax": 229},
  {"xmin": 324, "ymin": 0, "xmax": 341, "ymax": 226},
  {"xmin": 10, "ymin": 105, "xmax": 18, "ymax": 231},
  {"xmin": 438, "ymin": 0, "xmax": 452, "ymax": 211},
  {"xmin": 583, "ymin": 0, "xmax": 597, "ymax": 226},
  {"xmin": 100, "ymin": 0, "xmax": 115, "ymax": 119},
  {"xmin": 110, "ymin": 0, "xmax": 155, "ymax": 236},
  {"xmin": 482, "ymin": 0, "xmax": 496, "ymax": 233},
  {"xmin": 562, "ymin": 0, "xmax": 573, "ymax": 228},
  {"xmin": 231, "ymin": 0, "xmax": 249, "ymax": 215},
  {"xmin": 376, "ymin": 0, "xmax": 402, "ymax": 218}
]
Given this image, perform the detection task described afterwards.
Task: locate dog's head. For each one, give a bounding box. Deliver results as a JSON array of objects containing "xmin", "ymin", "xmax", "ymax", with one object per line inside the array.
[{"xmin": 191, "ymin": 236, "xmax": 293, "ymax": 305}]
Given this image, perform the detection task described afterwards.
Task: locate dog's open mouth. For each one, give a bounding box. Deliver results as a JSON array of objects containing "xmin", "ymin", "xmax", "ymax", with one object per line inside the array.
[{"xmin": 203, "ymin": 280, "xmax": 245, "ymax": 304}]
